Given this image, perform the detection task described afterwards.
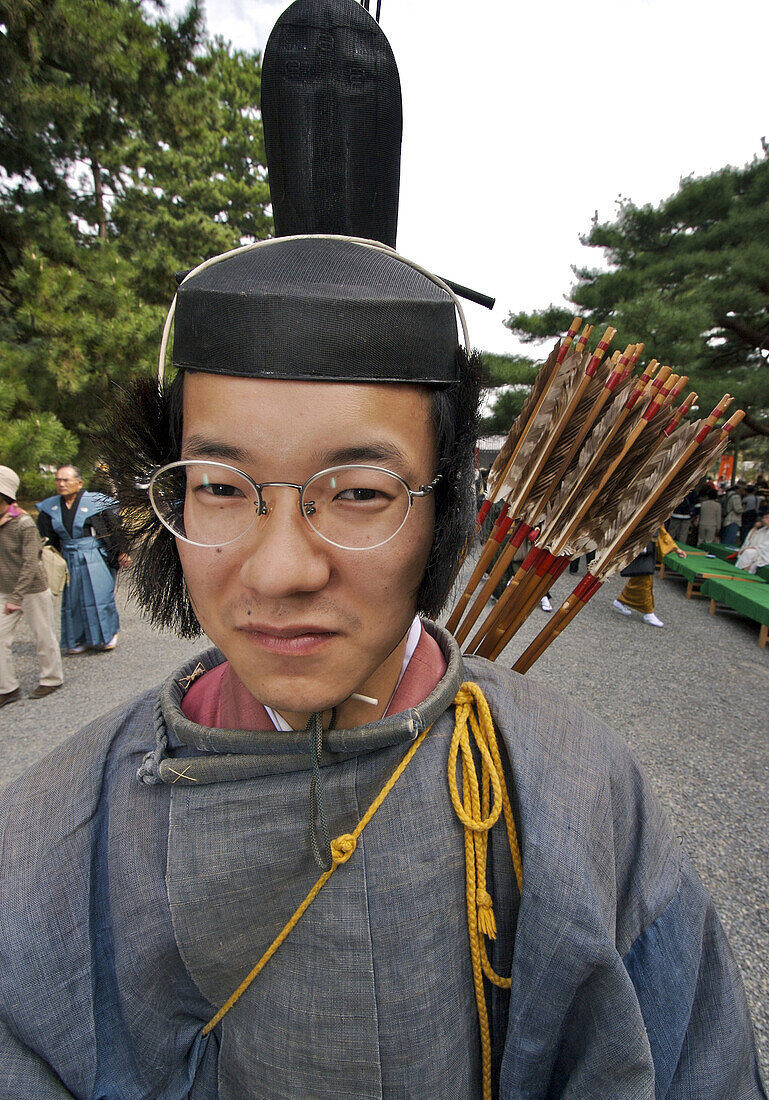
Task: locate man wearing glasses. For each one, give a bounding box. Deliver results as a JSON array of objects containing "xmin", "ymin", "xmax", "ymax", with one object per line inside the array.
[
  {"xmin": 0, "ymin": 0, "xmax": 765, "ymax": 1096},
  {"xmin": 0, "ymin": 237, "xmax": 764, "ymax": 1100}
]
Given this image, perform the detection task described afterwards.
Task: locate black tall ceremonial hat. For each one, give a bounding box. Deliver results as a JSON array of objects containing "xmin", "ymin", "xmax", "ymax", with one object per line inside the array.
[
  {"xmin": 171, "ymin": 0, "xmax": 460, "ymax": 385},
  {"xmin": 261, "ymin": 0, "xmax": 402, "ymax": 246}
]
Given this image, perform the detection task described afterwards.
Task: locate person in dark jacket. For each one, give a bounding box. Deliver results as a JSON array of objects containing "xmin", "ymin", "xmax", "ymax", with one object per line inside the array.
[{"xmin": 668, "ymin": 488, "xmax": 699, "ymax": 545}]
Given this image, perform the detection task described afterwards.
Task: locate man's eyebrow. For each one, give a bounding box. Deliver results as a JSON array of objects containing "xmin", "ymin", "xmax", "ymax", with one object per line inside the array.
[
  {"xmin": 182, "ymin": 437, "xmax": 412, "ymax": 469},
  {"xmin": 181, "ymin": 436, "xmax": 249, "ymax": 461},
  {"xmin": 322, "ymin": 443, "xmax": 411, "ymax": 467}
]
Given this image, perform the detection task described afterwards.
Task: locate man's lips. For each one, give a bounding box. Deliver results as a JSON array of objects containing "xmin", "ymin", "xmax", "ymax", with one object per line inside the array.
[{"xmin": 238, "ymin": 623, "xmax": 338, "ymax": 655}]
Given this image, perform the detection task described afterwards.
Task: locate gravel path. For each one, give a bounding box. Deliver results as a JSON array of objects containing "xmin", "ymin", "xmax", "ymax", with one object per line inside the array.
[{"xmin": 1, "ymin": 562, "xmax": 767, "ymax": 1079}]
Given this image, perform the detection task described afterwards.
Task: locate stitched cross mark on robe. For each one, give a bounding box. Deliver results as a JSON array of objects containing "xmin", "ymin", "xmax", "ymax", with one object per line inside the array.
[
  {"xmin": 166, "ymin": 763, "xmax": 200, "ymax": 784},
  {"xmin": 178, "ymin": 663, "xmax": 206, "ymax": 690}
]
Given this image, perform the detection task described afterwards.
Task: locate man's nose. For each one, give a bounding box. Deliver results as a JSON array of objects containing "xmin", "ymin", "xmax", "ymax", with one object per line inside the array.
[{"xmin": 238, "ymin": 486, "xmax": 331, "ymax": 597}]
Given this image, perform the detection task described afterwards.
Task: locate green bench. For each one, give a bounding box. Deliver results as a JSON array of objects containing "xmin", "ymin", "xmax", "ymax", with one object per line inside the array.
[
  {"xmin": 659, "ymin": 548, "xmax": 763, "ymax": 598},
  {"xmin": 697, "ymin": 541, "xmax": 740, "ymax": 562},
  {"xmin": 700, "ymin": 575, "xmax": 769, "ymax": 649},
  {"xmin": 697, "ymin": 541, "xmax": 769, "ymax": 582}
]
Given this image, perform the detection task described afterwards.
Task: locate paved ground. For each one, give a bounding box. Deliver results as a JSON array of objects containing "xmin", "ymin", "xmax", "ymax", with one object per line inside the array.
[{"xmin": 1, "ymin": 562, "xmax": 767, "ymax": 1079}]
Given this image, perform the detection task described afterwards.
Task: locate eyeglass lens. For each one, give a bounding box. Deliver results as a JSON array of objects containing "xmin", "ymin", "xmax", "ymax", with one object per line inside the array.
[{"xmin": 149, "ymin": 461, "xmax": 413, "ymax": 549}]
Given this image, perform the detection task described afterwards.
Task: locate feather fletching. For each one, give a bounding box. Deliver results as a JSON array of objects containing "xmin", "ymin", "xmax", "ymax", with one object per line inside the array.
[
  {"xmin": 493, "ymin": 345, "xmax": 584, "ymax": 503},
  {"xmin": 485, "ymin": 342, "xmax": 559, "ymax": 499},
  {"xmin": 593, "ymin": 433, "xmax": 726, "ymax": 576}
]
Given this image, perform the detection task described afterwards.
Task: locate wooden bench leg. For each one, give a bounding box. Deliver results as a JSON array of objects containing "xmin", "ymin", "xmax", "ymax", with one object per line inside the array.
[
  {"xmin": 709, "ymin": 599, "xmax": 717, "ymax": 615},
  {"xmin": 686, "ymin": 581, "xmax": 693, "ymax": 598},
  {"xmin": 760, "ymin": 624, "xmax": 768, "ymax": 649},
  {"xmin": 660, "ymin": 562, "xmax": 666, "ymax": 578}
]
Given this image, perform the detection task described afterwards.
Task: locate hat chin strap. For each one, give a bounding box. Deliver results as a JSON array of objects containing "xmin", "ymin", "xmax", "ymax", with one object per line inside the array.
[{"xmin": 156, "ymin": 234, "xmax": 470, "ymax": 385}]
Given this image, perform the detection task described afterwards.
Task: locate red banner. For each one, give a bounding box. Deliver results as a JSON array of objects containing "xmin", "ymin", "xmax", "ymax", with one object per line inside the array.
[{"xmin": 718, "ymin": 454, "xmax": 735, "ymax": 483}]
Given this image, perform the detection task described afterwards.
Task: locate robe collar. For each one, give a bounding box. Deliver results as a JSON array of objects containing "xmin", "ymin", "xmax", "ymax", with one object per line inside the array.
[{"xmin": 150, "ymin": 621, "xmax": 465, "ymax": 785}]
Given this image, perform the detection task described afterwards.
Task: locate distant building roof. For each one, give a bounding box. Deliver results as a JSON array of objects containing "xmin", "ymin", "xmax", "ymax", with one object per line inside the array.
[
  {"xmin": 478, "ymin": 435, "xmax": 506, "ymax": 452},
  {"xmin": 477, "ymin": 434, "xmax": 506, "ymax": 470}
]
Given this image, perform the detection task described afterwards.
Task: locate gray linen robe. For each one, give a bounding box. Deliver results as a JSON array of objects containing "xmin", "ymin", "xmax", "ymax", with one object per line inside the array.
[{"xmin": 0, "ymin": 624, "xmax": 765, "ymax": 1098}]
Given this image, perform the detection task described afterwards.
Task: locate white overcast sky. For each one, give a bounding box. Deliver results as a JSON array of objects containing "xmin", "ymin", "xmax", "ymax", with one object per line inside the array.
[{"xmin": 166, "ymin": 0, "xmax": 768, "ymax": 355}]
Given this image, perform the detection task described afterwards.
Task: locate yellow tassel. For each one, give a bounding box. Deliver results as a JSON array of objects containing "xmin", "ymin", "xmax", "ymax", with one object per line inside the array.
[
  {"xmin": 476, "ymin": 887, "xmax": 497, "ymax": 940},
  {"xmin": 449, "ymin": 682, "xmax": 523, "ymax": 1100}
]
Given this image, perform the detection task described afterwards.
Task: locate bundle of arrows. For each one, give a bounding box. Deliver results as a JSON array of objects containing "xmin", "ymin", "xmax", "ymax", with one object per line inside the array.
[{"xmin": 446, "ymin": 318, "xmax": 744, "ymax": 673}]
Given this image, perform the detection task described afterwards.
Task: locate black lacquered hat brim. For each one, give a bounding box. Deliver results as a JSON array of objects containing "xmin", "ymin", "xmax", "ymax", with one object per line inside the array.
[{"xmin": 172, "ymin": 238, "xmax": 459, "ymax": 386}]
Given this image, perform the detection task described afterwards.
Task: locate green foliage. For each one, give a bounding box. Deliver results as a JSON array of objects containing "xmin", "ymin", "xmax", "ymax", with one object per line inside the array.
[
  {"xmin": 505, "ymin": 307, "xmax": 575, "ymax": 344},
  {"xmin": 506, "ymin": 153, "xmax": 769, "ymax": 441},
  {"xmin": 479, "ymin": 387, "xmax": 528, "ymax": 436},
  {"xmin": 0, "ymin": 0, "xmax": 272, "ymax": 470},
  {"xmin": 479, "ymin": 351, "xmax": 538, "ymax": 387},
  {"xmin": 112, "ymin": 37, "xmax": 272, "ymax": 304},
  {"xmin": 0, "ymin": 411, "xmax": 78, "ymax": 498},
  {"xmin": 477, "ymin": 351, "xmax": 540, "ymax": 435}
]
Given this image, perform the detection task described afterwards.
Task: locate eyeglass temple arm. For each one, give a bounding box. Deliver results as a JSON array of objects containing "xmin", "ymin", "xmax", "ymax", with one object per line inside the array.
[{"xmin": 411, "ymin": 473, "xmax": 442, "ymax": 499}]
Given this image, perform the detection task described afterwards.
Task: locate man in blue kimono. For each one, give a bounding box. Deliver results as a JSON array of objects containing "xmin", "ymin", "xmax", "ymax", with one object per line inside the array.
[
  {"xmin": 36, "ymin": 465, "xmax": 129, "ymax": 654},
  {"xmin": 0, "ymin": 1, "xmax": 765, "ymax": 1097}
]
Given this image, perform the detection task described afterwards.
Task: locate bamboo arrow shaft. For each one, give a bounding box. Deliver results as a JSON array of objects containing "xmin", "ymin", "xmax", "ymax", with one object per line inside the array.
[
  {"xmin": 595, "ymin": 399, "xmax": 734, "ymax": 573},
  {"xmin": 453, "ymin": 522, "xmax": 530, "ymax": 645},
  {"xmin": 548, "ymin": 379, "xmax": 682, "ymax": 557},
  {"xmin": 486, "ymin": 557, "xmax": 570, "ymax": 660},
  {"xmin": 473, "ymin": 551, "xmax": 553, "ymax": 657},
  {"xmin": 465, "ymin": 542, "xmax": 544, "ymax": 654},
  {"xmin": 445, "ymin": 508, "xmax": 515, "ymax": 634},
  {"xmin": 594, "ymin": 402, "xmax": 734, "ymax": 576},
  {"xmin": 512, "ymin": 576, "xmax": 601, "ymax": 673},
  {"xmin": 528, "ymin": 370, "xmax": 619, "ymax": 528},
  {"xmin": 508, "ymin": 370, "xmax": 593, "ymax": 522},
  {"xmin": 477, "ymin": 325, "xmax": 579, "ymax": 526}
]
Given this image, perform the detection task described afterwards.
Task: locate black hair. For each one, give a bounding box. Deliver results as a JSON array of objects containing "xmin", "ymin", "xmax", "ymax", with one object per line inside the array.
[
  {"xmin": 0, "ymin": 493, "xmax": 13, "ymax": 506},
  {"xmin": 99, "ymin": 352, "xmax": 483, "ymax": 637},
  {"xmin": 420, "ymin": 348, "xmax": 483, "ymax": 617}
]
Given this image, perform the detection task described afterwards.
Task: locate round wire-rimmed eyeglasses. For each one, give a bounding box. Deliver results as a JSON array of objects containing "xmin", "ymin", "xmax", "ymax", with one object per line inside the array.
[{"xmin": 148, "ymin": 460, "xmax": 442, "ymax": 551}]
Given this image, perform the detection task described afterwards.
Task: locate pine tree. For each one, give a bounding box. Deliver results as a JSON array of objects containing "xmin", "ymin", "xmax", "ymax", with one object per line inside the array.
[
  {"xmin": 0, "ymin": 0, "xmax": 272, "ymax": 485},
  {"xmin": 506, "ymin": 151, "xmax": 769, "ymax": 442}
]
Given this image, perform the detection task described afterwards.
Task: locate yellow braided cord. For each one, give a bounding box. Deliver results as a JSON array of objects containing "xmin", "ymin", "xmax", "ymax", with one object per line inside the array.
[
  {"xmin": 201, "ymin": 723, "xmax": 431, "ymax": 1037},
  {"xmin": 449, "ymin": 682, "xmax": 524, "ymax": 1100}
]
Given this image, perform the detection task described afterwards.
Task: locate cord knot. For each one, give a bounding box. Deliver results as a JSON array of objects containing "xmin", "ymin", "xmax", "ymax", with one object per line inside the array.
[
  {"xmin": 136, "ymin": 698, "xmax": 169, "ymax": 785},
  {"xmin": 476, "ymin": 886, "xmax": 493, "ymax": 909},
  {"xmin": 476, "ymin": 887, "xmax": 497, "ymax": 939},
  {"xmin": 453, "ymin": 686, "xmax": 475, "ymax": 708},
  {"xmin": 330, "ymin": 834, "xmax": 357, "ymax": 865}
]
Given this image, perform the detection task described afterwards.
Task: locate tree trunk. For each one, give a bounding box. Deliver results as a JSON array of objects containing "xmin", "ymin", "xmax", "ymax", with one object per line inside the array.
[
  {"xmin": 743, "ymin": 412, "xmax": 769, "ymax": 438},
  {"xmin": 91, "ymin": 157, "xmax": 107, "ymax": 240}
]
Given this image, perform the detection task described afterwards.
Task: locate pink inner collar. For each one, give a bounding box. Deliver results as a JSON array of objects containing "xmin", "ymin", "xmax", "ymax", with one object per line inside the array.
[{"xmin": 182, "ymin": 623, "xmax": 447, "ymax": 732}]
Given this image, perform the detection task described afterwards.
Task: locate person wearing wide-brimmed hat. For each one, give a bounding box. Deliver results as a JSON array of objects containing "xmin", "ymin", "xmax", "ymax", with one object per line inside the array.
[{"xmin": 0, "ymin": 465, "xmax": 63, "ymax": 705}]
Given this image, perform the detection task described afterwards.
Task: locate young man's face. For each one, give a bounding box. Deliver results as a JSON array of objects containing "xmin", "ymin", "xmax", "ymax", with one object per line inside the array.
[{"xmin": 177, "ymin": 373, "xmax": 437, "ymax": 728}]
